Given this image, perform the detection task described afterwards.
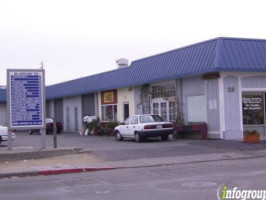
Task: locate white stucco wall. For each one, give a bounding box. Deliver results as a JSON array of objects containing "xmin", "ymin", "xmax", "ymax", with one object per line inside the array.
[
  {"xmin": 49, "ymin": 100, "xmax": 55, "ymax": 118},
  {"xmin": 63, "ymin": 96, "xmax": 82, "ymax": 133},
  {"xmin": 98, "ymin": 87, "xmax": 135, "ymax": 122},
  {"xmin": 117, "ymin": 87, "xmax": 135, "ymax": 122},
  {"xmin": 182, "ymin": 76, "xmax": 206, "ymax": 124}
]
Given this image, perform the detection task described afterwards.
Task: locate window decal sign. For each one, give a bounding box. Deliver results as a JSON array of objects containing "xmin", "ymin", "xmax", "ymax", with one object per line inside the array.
[
  {"xmin": 242, "ymin": 93, "xmax": 264, "ymax": 125},
  {"xmin": 243, "ymin": 96, "xmax": 262, "ymax": 111},
  {"xmin": 104, "ymin": 91, "xmax": 114, "ymax": 103},
  {"xmin": 101, "ymin": 90, "xmax": 117, "ymax": 105}
]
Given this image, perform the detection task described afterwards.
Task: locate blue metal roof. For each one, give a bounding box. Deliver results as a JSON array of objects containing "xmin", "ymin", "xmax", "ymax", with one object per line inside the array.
[
  {"xmin": 46, "ymin": 38, "xmax": 219, "ymax": 99},
  {"xmin": 216, "ymin": 38, "xmax": 266, "ymax": 71},
  {"xmin": 3, "ymin": 37, "xmax": 266, "ymax": 101},
  {"xmin": 0, "ymin": 89, "xmax": 6, "ymax": 103},
  {"xmin": 127, "ymin": 38, "xmax": 218, "ymax": 84},
  {"xmin": 48, "ymin": 37, "xmax": 266, "ymax": 99}
]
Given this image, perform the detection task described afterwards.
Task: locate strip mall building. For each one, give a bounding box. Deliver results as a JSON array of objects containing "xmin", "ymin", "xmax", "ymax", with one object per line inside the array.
[{"xmin": 1, "ymin": 37, "xmax": 266, "ymax": 140}]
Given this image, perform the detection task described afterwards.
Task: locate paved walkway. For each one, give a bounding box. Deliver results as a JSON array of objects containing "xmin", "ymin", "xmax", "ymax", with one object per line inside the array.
[{"xmin": 1, "ymin": 139, "xmax": 266, "ymax": 179}]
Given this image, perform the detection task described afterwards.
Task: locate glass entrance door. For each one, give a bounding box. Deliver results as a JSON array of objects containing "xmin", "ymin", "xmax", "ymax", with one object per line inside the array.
[
  {"xmin": 152, "ymin": 99, "xmax": 176, "ymax": 122},
  {"xmin": 152, "ymin": 102, "xmax": 168, "ymax": 121},
  {"xmin": 242, "ymin": 92, "xmax": 265, "ymax": 138}
]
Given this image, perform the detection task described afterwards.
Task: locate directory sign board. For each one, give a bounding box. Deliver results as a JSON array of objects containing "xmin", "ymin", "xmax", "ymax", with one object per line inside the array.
[{"xmin": 7, "ymin": 69, "xmax": 45, "ymax": 129}]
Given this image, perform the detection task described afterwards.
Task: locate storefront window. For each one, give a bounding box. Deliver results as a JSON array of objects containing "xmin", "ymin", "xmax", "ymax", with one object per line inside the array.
[
  {"xmin": 151, "ymin": 80, "xmax": 178, "ymax": 123},
  {"xmin": 101, "ymin": 105, "xmax": 117, "ymax": 121},
  {"xmin": 151, "ymin": 81, "xmax": 176, "ymax": 98},
  {"xmin": 161, "ymin": 102, "xmax": 167, "ymax": 121},
  {"xmin": 169, "ymin": 101, "xmax": 176, "ymax": 122},
  {"xmin": 242, "ymin": 93, "xmax": 264, "ymax": 125},
  {"xmin": 153, "ymin": 103, "xmax": 159, "ymax": 115},
  {"xmin": 101, "ymin": 90, "xmax": 118, "ymax": 122},
  {"xmin": 152, "ymin": 100, "xmax": 176, "ymax": 123}
]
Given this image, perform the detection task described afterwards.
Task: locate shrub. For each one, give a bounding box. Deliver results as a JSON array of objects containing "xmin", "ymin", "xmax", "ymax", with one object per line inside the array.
[{"xmin": 244, "ymin": 130, "xmax": 259, "ymax": 135}]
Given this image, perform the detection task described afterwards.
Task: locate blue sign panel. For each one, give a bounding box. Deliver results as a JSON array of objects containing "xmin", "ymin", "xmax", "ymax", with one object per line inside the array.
[{"xmin": 8, "ymin": 70, "xmax": 45, "ymax": 128}]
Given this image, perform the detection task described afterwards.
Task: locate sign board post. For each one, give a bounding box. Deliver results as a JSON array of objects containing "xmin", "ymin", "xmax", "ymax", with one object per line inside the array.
[
  {"xmin": 40, "ymin": 129, "xmax": 46, "ymax": 149},
  {"xmin": 7, "ymin": 130, "xmax": 12, "ymax": 151},
  {"xmin": 7, "ymin": 69, "xmax": 46, "ymax": 150},
  {"xmin": 53, "ymin": 118, "xmax": 57, "ymax": 148}
]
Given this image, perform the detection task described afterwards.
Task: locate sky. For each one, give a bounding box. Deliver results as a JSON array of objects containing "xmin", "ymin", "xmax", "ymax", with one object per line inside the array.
[{"xmin": 1, "ymin": 0, "xmax": 266, "ymax": 86}]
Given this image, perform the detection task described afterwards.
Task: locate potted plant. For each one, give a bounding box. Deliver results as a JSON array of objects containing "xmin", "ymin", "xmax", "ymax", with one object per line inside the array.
[
  {"xmin": 106, "ymin": 121, "xmax": 119, "ymax": 136},
  {"xmin": 243, "ymin": 130, "xmax": 260, "ymax": 143},
  {"xmin": 88, "ymin": 118, "xmax": 100, "ymax": 135}
]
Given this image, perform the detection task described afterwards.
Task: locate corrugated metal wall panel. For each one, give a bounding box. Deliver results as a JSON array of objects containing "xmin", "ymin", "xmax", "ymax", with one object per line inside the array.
[
  {"xmin": 82, "ymin": 94, "xmax": 95, "ymax": 117},
  {"xmin": 206, "ymin": 79, "xmax": 220, "ymax": 132},
  {"xmin": 0, "ymin": 104, "xmax": 7, "ymax": 126},
  {"xmin": 54, "ymin": 99, "xmax": 63, "ymax": 124},
  {"xmin": 223, "ymin": 76, "xmax": 242, "ymax": 139},
  {"xmin": 242, "ymin": 76, "xmax": 266, "ymax": 88},
  {"xmin": 182, "ymin": 76, "xmax": 205, "ymax": 124}
]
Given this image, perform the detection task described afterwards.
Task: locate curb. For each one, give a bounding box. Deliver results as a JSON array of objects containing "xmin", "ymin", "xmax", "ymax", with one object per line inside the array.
[
  {"xmin": 0, "ymin": 147, "xmax": 87, "ymax": 162},
  {"xmin": 110, "ymin": 149, "xmax": 266, "ymax": 170},
  {"xmin": 0, "ymin": 167, "xmax": 116, "ymax": 179},
  {"xmin": 38, "ymin": 167, "xmax": 116, "ymax": 176},
  {"xmin": 0, "ymin": 171, "xmax": 39, "ymax": 179},
  {"xmin": 114, "ymin": 154, "xmax": 266, "ymax": 170}
]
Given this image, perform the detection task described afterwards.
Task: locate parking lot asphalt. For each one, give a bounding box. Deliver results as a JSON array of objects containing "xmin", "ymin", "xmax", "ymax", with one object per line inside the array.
[{"xmin": 1, "ymin": 131, "xmax": 266, "ymax": 178}]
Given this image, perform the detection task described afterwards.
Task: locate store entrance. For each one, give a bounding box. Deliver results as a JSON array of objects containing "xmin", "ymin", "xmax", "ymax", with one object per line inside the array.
[
  {"xmin": 242, "ymin": 92, "xmax": 266, "ymax": 138},
  {"xmin": 151, "ymin": 98, "xmax": 176, "ymax": 123}
]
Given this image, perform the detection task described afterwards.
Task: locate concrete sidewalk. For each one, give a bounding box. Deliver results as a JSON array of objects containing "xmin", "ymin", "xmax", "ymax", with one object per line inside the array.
[
  {"xmin": 1, "ymin": 144, "xmax": 266, "ymax": 179},
  {"xmin": 0, "ymin": 147, "xmax": 114, "ymax": 178}
]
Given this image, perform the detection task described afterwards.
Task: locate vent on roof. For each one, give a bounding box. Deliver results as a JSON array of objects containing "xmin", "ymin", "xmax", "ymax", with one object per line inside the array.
[{"xmin": 116, "ymin": 58, "xmax": 129, "ymax": 68}]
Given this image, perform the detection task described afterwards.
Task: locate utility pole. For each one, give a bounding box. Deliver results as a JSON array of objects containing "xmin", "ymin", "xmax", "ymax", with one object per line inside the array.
[{"xmin": 40, "ymin": 61, "xmax": 44, "ymax": 69}]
